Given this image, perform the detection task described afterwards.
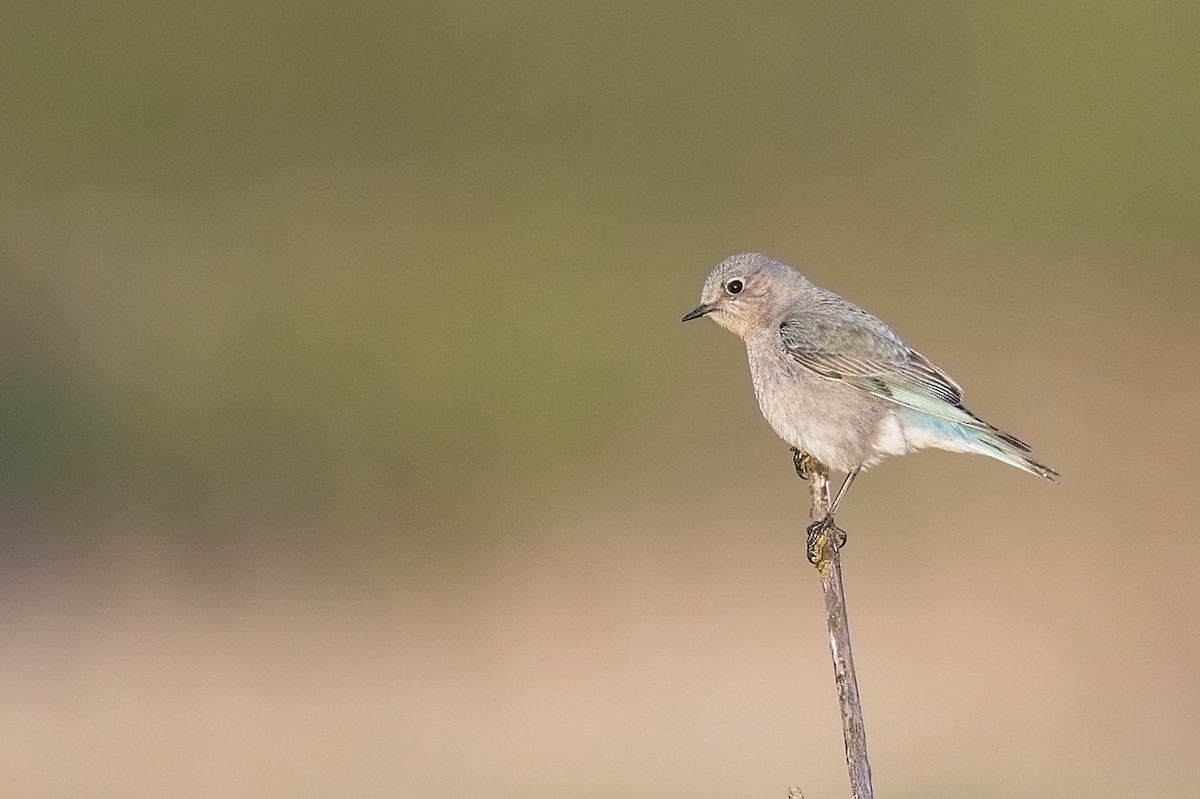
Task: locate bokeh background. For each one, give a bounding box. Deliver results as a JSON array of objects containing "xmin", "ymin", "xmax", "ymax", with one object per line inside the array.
[{"xmin": 2, "ymin": 3, "xmax": 1198, "ymax": 797}]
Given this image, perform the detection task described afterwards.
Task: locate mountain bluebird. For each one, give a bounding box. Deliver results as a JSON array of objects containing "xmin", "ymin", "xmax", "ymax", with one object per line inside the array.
[{"xmin": 683, "ymin": 252, "xmax": 1057, "ymax": 543}]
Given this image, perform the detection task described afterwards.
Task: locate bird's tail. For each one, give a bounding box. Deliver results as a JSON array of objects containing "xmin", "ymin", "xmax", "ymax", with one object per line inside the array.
[
  {"xmin": 961, "ymin": 419, "xmax": 1060, "ymax": 482},
  {"xmin": 903, "ymin": 407, "xmax": 1059, "ymax": 482}
]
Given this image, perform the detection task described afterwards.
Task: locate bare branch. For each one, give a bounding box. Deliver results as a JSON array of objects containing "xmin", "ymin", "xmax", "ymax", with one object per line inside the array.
[{"xmin": 794, "ymin": 451, "xmax": 874, "ymax": 799}]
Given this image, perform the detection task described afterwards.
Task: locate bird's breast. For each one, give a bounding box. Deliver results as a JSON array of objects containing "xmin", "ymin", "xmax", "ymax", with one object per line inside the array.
[{"xmin": 746, "ymin": 339, "xmax": 891, "ymax": 473}]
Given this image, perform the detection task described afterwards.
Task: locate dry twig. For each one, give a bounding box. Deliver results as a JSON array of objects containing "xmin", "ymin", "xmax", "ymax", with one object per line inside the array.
[{"xmin": 793, "ymin": 450, "xmax": 874, "ymax": 799}]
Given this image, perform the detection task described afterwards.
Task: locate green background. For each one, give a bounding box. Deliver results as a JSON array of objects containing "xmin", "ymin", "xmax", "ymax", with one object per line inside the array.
[{"xmin": 2, "ymin": 3, "xmax": 1197, "ymax": 796}]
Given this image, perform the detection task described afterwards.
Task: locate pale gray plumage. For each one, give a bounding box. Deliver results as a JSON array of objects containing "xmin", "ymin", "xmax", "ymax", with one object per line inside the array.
[{"xmin": 683, "ymin": 252, "xmax": 1058, "ymax": 491}]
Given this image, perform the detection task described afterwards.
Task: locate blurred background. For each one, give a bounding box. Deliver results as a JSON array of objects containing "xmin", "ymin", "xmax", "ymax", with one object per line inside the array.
[{"xmin": 2, "ymin": 2, "xmax": 1198, "ymax": 797}]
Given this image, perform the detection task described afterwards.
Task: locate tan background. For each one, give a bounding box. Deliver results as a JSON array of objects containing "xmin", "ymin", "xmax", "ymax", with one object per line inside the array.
[{"xmin": 2, "ymin": 3, "xmax": 1197, "ymax": 797}]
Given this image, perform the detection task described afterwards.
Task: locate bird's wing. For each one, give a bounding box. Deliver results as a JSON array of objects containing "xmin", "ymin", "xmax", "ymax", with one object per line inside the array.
[{"xmin": 779, "ymin": 313, "xmax": 1011, "ymax": 437}]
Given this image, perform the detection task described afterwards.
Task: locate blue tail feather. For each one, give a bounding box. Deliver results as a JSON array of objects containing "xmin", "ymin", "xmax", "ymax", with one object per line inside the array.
[{"xmin": 905, "ymin": 411, "xmax": 1059, "ymax": 482}]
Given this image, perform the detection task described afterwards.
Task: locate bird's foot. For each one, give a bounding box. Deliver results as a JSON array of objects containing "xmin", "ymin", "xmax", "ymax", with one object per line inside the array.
[
  {"xmin": 792, "ymin": 449, "xmax": 815, "ymax": 480},
  {"xmin": 805, "ymin": 514, "xmax": 847, "ymax": 564}
]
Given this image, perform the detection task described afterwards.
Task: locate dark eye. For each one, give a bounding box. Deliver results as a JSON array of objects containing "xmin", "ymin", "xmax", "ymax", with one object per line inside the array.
[{"xmin": 725, "ymin": 279, "xmax": 744, "ymax": 295}]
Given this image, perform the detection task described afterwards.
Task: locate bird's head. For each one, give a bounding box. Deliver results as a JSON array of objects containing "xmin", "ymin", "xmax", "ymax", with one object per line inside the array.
[{"xmin": 682, "ymin": 252, "xmax": 804, "ymax": 339}]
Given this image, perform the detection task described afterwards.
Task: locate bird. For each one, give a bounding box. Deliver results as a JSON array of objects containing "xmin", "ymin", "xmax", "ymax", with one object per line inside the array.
[{"xmin": 682, "ymin": 252, "xmax": 1057, "ymax": 553}]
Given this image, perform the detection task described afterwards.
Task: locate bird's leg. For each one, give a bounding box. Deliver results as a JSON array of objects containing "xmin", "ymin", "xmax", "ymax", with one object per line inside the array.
[
  {"xmin": 829, "ymin": 469, "xmax": 859, "ymax": 516},
  {"xmin": 792, "ymin": 453, "xmax": 849, "ymax": 559},
  {"xmin": 793, "ymin": 453, "xmax": 850, "ymax": 563},
  {"xmin": 801, "ymin": 467, "xmax": 859, "ymax": 559}
]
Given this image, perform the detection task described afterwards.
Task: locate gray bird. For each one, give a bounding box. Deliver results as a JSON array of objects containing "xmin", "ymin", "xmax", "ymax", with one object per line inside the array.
[{"xmin": 683, "ymin": 252, "xmax": 1057, "ymax": 539}]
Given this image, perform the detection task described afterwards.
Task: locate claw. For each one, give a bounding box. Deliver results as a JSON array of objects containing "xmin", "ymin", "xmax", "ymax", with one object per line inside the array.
[
  {"xmin": 792, "ymin": 449, "xmax": 813, "ymax": 480},
  {"xmin": 805, "ymin": 514, "xmax": 847, "ymax": 564}
]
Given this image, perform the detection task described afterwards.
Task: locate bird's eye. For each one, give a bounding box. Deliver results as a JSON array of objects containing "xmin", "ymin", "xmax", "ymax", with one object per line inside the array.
[{"xmin": 725, "ymin": 279, "xmax": 744, "ymax": 295}]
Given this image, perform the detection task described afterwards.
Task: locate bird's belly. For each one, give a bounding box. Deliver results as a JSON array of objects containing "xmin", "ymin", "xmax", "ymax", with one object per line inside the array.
[{"xmin": 748, "ymin": 352, "xmax": 885, "ymax": 473}]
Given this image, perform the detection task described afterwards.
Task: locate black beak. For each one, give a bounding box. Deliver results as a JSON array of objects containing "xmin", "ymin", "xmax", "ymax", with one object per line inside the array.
[{"xmin": 681, "ymin": 303, "xmax": 713, "ymax": 322}]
